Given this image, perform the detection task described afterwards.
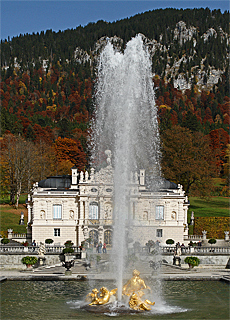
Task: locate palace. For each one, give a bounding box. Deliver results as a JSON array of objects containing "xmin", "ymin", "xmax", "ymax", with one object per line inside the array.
[{"xmin": 27, "ymin": 156, "xmax": 189, "ymax": 247}]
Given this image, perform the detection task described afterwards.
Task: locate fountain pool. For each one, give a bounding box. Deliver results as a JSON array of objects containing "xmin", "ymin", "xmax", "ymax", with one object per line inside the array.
[{"xmin": 1, "ymin": 280, "xmax": 229, "ymax": 319}]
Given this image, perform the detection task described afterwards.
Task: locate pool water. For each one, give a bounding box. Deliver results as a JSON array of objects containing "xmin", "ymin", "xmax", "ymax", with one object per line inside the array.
[{"xmin": 1, "ymin": 280, "xmax": 229, "ymax": 319}]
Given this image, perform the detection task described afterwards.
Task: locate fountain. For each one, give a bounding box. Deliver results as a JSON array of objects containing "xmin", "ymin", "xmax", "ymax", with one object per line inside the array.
[
  {"xmin": 89, "ymin": 34, "xmax": 161, "ymax": 311},
  {"xmin": 85, "ymin": 269, "xmax": 155, "ymax": 313}
]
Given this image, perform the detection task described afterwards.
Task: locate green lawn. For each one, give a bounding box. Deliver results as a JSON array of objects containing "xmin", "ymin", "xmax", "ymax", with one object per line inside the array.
[
  {"xmin": 188, "ymin": 196, "xmax": 229, "ymax": 219},
  {"xmin": 0, "ymin": 194, "xmax": 27, "ymax": 205},
  {"xmin": 0, "ymin": 204, "xmax": 28, "ymax": 237}
]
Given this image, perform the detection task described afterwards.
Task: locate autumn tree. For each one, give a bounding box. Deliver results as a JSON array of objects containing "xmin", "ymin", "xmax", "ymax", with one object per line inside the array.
[
  {"xmin": 54, "ymin": 137, "xmax": 87, "ymax": 174},
  {"xmin": 34, "ymin": 140, "xmax": 57, "ymax": 181},
  {"xmin": 161, "ymin": 125, "xmax": 215, "ymax": 196},
  {"xmin": 1, "ymin": 134, "xmax": 37, "ymax": 207},
  {"xmin": 208, "ymin": 128, "xmax": 230, "ymax": 175}
]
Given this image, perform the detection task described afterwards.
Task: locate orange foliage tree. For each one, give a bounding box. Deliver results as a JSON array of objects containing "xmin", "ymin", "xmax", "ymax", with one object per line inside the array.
[
  {"xmin": 161, "ymin": 125, "xmax": 215, "ymax": 196},
  {"xmin": 208, "ymin": 128, "xmax": 230, "ymax": 175},
  {"xmin": 54, "ymin": 137, "xmax": 86, "ymax": 174}
]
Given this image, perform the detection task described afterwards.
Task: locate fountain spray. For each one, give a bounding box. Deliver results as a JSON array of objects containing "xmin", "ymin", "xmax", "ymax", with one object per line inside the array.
[{"xmin": 90, "ymin": 34, "xmax": 161, "ymax": 301}]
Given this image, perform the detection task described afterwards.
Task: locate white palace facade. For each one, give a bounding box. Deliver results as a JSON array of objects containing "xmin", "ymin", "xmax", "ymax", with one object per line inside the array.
[{"xmin": 27, "ymin": 158, "xmax": 189, "ymax": 247}]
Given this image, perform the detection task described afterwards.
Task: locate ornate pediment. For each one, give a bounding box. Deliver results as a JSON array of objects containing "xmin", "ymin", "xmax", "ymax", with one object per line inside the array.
[{"xmin": 93, "ymin": 165, "xmax": 114, "ymax": 184}]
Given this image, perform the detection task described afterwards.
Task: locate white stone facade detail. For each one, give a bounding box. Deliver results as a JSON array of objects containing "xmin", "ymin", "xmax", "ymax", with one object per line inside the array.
[{"xmin": 28, "ymin": 164, "xmax": 189, "ymax": 246}]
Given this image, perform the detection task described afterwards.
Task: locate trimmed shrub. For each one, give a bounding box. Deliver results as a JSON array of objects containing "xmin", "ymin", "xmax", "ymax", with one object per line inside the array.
[
  {"xmin": 166, "ymin": 239, "xmax": 175, "ymax": 245},
  {"xmin": 1, "ymin": 238, "xmax": 10, "ymax": 244},
  {"xmin": 64, "ymin": 240, "xmax": 74, "ymax": 247},
  {"xmin": 45, "ymin": 239, "xmax": 54, "ymax": 244},
  {"xmin": 62, "ymin": 240, "xmax": 74, "ymax": 254},
  {"xmin": 208, "ymin": 238, "xmax": 217, "ymax": 245},
  {"xmin": 63, "ymin": 247, "xmax": 74, "ymax": 254}
]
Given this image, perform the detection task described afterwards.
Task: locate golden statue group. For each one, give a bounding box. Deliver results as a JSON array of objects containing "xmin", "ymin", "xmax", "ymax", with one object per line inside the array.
[{"xmin": 86, "ymin": 269, "xmax": 155, "ymax": 311}]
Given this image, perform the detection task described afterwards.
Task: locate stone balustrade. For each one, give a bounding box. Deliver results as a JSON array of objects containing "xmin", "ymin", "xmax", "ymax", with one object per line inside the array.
[
  {"xmin": 184, "ymin": 235, "xmax": 202, "ymax": 240},
  {"xmin": 160, "ymin": 246, "xmax": 230, "ymax": 255},
  {"xmin": 0, "ymin": 245, "xmax": 229, "ymax": 255},
  {"xmin": 0, "ymin": 245, "xmax": 81, "ymax": 254}
]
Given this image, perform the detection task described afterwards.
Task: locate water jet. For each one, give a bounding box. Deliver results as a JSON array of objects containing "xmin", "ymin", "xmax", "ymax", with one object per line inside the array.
[{"xmin": 89, "ymin": 34, "xmax": 161, "ymax": 308}]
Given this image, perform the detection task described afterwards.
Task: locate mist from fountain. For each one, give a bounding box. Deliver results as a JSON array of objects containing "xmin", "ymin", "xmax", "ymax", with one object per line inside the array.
[{"xmin": 90, "ymin": 34, "xmax": 161, "ymax": 301}]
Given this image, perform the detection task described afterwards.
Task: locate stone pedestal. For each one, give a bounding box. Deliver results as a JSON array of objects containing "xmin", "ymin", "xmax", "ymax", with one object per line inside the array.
[
  {"xmin": 38, "ymin": 257, "xmax": 46, "ymax": 266},
  {"xmin": 173, "ymin": 255, "xmax": 181, "ymax": 267},
  {"xmin": 65, "ymin": 270, "xmax": 72, "ymax": 276},
  {"xmin": 224, "ymin": 231, "xmax": 229, "ymax": 241}
]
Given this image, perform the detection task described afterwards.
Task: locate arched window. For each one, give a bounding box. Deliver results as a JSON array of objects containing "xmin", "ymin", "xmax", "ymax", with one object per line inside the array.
[
  {"xmin": 89, "ymin": 202, "xmax": 99, "ymax": 220},
  {"xmin": 104, "ymin": 230, "xmax": 112, "ymax": 246},
  {"xmin": 89, "ymin": 229, "xmax": 98, "ymax": 246}
]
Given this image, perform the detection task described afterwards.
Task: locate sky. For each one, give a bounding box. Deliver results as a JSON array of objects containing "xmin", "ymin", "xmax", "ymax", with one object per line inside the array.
[{"xmin": 1, "ymin": 0, "xmax": 229, "ymax": 40}]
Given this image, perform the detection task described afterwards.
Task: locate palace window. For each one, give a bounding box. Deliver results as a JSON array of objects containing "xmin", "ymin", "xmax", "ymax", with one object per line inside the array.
[
  {"xmin": 104, "ymin": 230, "xmax": 113, "ymax": 246},
  {"xmin": 89, "ymin": 229, "xmax": 98, "ymax": 246},
  {"xmin": 155, "ymin": 205, "xmax": 164, "ymax": 220},
  {"xmin": 54, "ymin": 228, "xmax": 60, "ymax": 236},
  {"xmin": 53, "ymin": 204, "xmax": 62, "ymax": 220},
  {"xmin": 89, "ymin": 202, "xmax": 98, "ymax": 220},
  {"xmin": 156, "ymin": 229, "xmax": 162, "ymax": 237}
]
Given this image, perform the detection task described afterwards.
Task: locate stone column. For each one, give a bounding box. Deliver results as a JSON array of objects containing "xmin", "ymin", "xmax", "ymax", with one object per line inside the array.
[
  {"xmin": 98, "ymin": 226, "xmax": 104, "ymax": 243},
  {"xmin": 46, "ymin": 200, "xmax": 51, "ymax": 220},
  {"xmin": 79, "ymin": 200, "xmax": 84, "ymax": 224}
]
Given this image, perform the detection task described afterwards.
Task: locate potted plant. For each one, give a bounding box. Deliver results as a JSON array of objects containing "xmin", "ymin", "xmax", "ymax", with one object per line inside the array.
[
  {"xmin": 1, "ymin": 238, "xmax": 10, "ymax": 244},
  {"xmin": 184, "ymin": 256, "xmax": 200, "ymax": 269},
  {"xmin": 21, "ymin": 256, "xmax": 38, "ymax": 268}
]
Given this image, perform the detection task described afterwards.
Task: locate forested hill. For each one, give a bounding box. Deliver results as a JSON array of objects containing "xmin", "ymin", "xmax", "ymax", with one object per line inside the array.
[{"xmin": 0, "ymin": 8, "xmax": 229, "ymax": 204}]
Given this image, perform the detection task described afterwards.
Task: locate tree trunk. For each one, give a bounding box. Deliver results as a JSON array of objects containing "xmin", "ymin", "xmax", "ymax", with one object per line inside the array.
[
  {"xmin": 10, "ymin": 184, "xmax": 16, "ymax": 205},
  {"xmin": 16, "ymin": 181, "xmax": 22, "ymax": 208}
]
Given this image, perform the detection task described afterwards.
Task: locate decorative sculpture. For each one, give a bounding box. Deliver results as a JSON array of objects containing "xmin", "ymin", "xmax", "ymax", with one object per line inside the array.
[
  {"xmin": 122, "ymin": 269, "xmax": 155, "ymax": 311},
  {"xmin": 86, "ymin": 269, "xmax": 155, "ymax": 311},
  {"xmin": 38, "ymin": 242, "xmax": 46, "ymax": 257},
  {"xmin": 129, "ymin": 291, "xmax": 155, "ymax": 311},
  {"xmin": 87, "ymin": 287, "xmax": 117, "ymax": 305}
]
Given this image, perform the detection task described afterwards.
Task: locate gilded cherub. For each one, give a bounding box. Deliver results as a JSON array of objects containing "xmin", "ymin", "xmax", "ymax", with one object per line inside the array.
[
  {"xmin": 87, "ymin": 287, "xmax": 117, "ymax": 305},
  {"xmin": 129, "ymin": 291, "xmax": 155, "ymax": 311}
]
